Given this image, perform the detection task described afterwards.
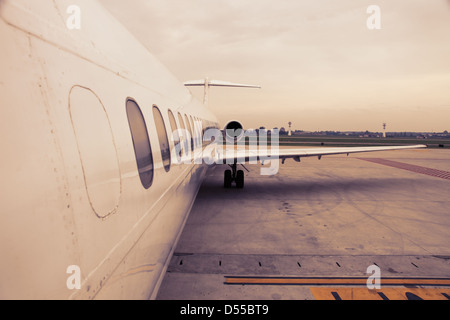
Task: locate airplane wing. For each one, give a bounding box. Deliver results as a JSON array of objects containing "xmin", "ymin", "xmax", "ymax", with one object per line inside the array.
[
  {"xmin": 208, "ymin": 144, "xmax": 427, "ymax": 187},
  {"xmin": 215, "ymin": 144, "xmax": 428, "ymax": 164}
]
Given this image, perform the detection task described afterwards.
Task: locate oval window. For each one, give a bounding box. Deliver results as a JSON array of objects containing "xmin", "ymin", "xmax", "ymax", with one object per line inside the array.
[
  {"xmin": 168, "ymin": 110, "xmax": 181, "ymax": 163},
  {"xmin": 177, "ymin": 113, "xmax": 187, "ymax": 156},
  {"xmin": 153, "ymin": 106, "xmax": 171, "ymax": 172},
  {"xmin": 184, "ymin": 114, "xmax": 194, "ymax": 152},
  {"xmin": 126, "ymin": 99, "xmax": 153, "ymax": 189}
]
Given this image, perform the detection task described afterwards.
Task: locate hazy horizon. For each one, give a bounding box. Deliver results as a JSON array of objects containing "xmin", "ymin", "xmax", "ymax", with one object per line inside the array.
[{"xmin": 99, "ymin": 0, "xmax": 450, "ymax": 132}]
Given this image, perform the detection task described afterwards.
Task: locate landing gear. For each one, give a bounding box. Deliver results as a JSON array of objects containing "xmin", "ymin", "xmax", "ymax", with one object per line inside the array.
[
  {"xmin": 236, "ymin": 170, "xmax": 244, "ymax": 189},
  {"xmin": 224, "ymin": 170, "xmax": 232, "ymax": 188},
  {"xmin": 224, "ymin": 163, "xmax": 244, "ymax": 189}
]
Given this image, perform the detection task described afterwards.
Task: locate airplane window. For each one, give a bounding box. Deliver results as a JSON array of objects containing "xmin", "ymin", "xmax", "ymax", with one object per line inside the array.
[
  {"xmin": 126, "ymin": 99, "xmax": 153, "ymax": 189},
  {"xmin": 195, "ymin": 117, "xmax": 201, "ymax": 147},
  {"xmin": 185, "ymin": 114, "xmax": 194, "ymax": 152},
  {"xmin": 177, "ymin": 113, "xmax": 186, "ymax": 133},
  {"xmin": 168, "ymin": 110, "xmax": 181, "ymax": 162},
  {"xmin": 190, "ymin": 116, "xmax": 197, "ymax": 148},
  {"xmin": 168, "ymin": 110, "xmax": 178, "ymax": 136},
  {"xmin": 153, "ymin": 106, "xmax": 171, "ymax": 172},
  {"xmin": 177, "ymin": 113, "xmax": 188, "ymax": 155}
]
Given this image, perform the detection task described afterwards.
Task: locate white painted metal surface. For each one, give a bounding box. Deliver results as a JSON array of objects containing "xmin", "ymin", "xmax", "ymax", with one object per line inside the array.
[{"xmin": 0, "ymin": 0, "xmax": 216, "ymax": 300}]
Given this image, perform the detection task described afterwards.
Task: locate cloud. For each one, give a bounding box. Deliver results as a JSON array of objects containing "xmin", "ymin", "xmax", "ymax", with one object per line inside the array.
[{"xmin": 99, "ymin": 0, "xmax": 450, "ymax": 131}]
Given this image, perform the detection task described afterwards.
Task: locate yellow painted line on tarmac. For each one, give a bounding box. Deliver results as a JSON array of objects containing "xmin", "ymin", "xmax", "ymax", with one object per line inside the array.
[
  {"xmin": 310, "ymin": 287, "xmax": 450, "ymax": 300},
  {"xmin": 224, "ymin": 276, "xmax": 450, "ymax": 287}
]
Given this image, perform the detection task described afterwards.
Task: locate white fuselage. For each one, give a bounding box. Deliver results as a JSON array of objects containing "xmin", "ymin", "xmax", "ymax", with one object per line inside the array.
[{"xmin": 0, "ymin": 0, "xmax": 217, "ymax": 299}]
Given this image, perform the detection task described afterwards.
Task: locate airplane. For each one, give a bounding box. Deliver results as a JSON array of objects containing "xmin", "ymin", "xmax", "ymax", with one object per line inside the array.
[{"xmin": 0, "ymin": 0, "xmax": 426, "ymax": 300}]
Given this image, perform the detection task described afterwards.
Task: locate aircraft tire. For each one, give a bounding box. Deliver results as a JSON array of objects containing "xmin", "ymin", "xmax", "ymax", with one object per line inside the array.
[
  {"xmin": 236, "ymin": 170, "xmax": 244, "ymax": 189},
  {"xmin": 224, "ymin": 170, "xmax": 232, "ymax": 188}
]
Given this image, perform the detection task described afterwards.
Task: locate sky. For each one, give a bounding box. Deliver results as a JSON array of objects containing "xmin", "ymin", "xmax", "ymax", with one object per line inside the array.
[{"xmin": 99, "ymin": 0, "xmax": 450, "ymax": 132}]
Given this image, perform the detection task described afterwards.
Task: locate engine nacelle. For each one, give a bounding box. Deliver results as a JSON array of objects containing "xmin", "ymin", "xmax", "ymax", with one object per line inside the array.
[{"xmin": 224, "ymin": 120, "xmax": 244, "ymax": 143}]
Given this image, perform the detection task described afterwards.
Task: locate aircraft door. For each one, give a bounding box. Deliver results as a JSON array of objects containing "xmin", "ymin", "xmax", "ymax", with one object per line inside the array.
[{"xmin": 68, "ymin": 86, "xmax": 122, "ymax": 219}]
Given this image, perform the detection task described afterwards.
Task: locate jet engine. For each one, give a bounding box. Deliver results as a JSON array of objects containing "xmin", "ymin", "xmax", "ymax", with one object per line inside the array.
[{"xmin": 224, "ymin": 120, "xmax": 244, "ymax": 143}]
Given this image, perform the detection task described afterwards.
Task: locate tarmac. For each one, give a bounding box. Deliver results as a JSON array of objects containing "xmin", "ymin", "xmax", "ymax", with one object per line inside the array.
[{"xmin": 156, "ymin": 147, "xmax": 450, "ymax": 300}]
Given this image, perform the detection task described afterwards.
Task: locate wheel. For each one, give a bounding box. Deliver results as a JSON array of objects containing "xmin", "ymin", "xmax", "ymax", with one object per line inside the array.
[
  {"xmin": 236, "ymin": 170, "xmax": 244, "ymax": 189},
  {"xmin": 224, "ymin": 170, "xmax": 232, "ymax": 188}
]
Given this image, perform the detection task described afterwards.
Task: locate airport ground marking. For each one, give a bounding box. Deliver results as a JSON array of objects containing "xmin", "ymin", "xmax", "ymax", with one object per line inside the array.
[
  {"xmin": 310, "ymin": 287, "xmax": 450, "ymax": 300},
  {"xmin": 224, "ymin": 276, "xmax": 450, "ymax": 300},
  {"xmin": 224, "ymin": 276, "xmax": 450, "ymax": 287},
  {"xmin": 357, "ymin": 158, "xmax": 450, "ymax": 180}
]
